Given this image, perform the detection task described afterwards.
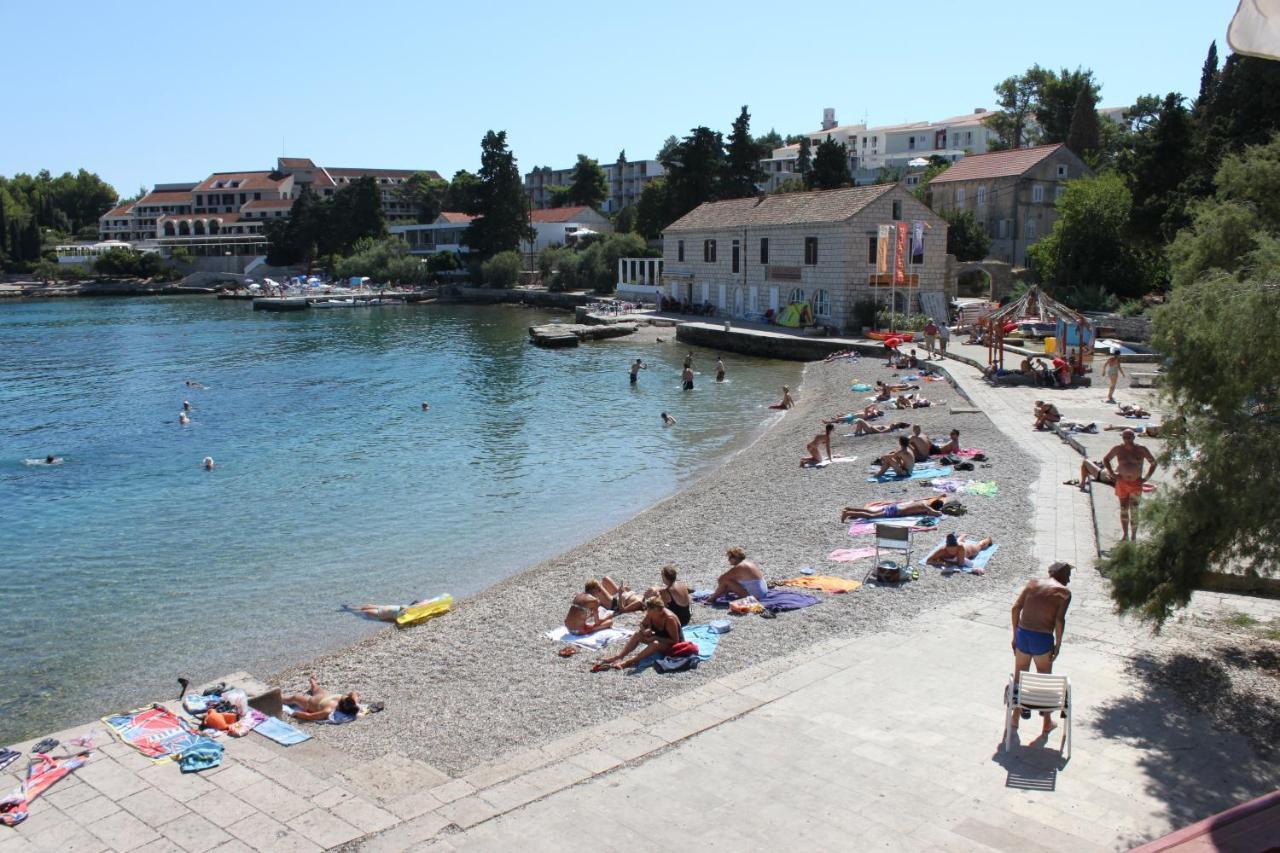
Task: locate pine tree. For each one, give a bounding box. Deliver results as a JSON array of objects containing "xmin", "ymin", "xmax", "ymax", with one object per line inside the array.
[
  {"xmin": 797, "ymin": 138, "xmax": 813, "ymax": 188},
  {"xmin": 1066, "ymin": 87, "xmax": 1101, "ymax": 161},
  {"xmin": 464, "ymin": 130, "xmax": 535, "ymax": 257},
  {"xmin": 661, "ymin": 127, "xmax": 726, "ymax": 223},
  {"xmin": 22, "ymin": 218, "xmax": 42, "ymax": 261},
  {"xmin": 723, "ymin": 105, "xmax": 766, "ymax": 199},
  {"xmin": 1197, "ymin": 40, "xmax": 1219, "ymax": 111},
  {"xmin": 811, "ymin": 136, "xmax": 851, "ymax": 190},
  {"xmin": 567, "ymin": 154, "xmax": 608, "ymax": 209}
]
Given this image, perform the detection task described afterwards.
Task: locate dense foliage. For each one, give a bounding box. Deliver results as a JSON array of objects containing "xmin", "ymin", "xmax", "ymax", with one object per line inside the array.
[
  {"xmin": 537, "ymin": 232, "xmax": 653, "ymax": 294},
  {"xmin": 942, "ymin": 209, "xmax": 991, "ymax": 262},
  {"xmin": 0, "ymin": 169, "xmax": 117, "ymax": 269},
  {"xmin": 265, "ymin": 178, "xmax": 387, "ymax": 270},
  {"xmin": 464, "ymin": 130, "xmax": 534, "ymax": 258},
  {"xmin": 333, "ymin": 237, "xmax": 429, "ymax": 286},
  {"xmin": 480, "ymin": 250, "xmax": 522, "ymax": 288},
  {"xmin": 810, "ymin": 136, "xmax": 851, "ymax": 190}
]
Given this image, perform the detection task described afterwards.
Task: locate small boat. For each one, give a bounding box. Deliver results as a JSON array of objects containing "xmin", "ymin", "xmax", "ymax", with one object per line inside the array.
[
  {"xmin": 312, "ymin": 299, "xmax": 355, "ymax": 309},
  {"xmin": 867, "ymin": 330, "xmax": 915, "ymax": 342}
]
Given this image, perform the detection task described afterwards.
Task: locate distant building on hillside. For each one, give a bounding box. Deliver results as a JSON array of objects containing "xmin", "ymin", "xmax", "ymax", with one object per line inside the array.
[
  {"xmin": 660, "ymin": 183, "xmax": 948, "ymax": 333},
  {"xmin": 528, "ymin": 206, "xmax": 613, "ymax": 253},
  {"xmin": 926, "ymin": 143, "xmax": 1092, "ymax": 266},
  {"xmin": 525, "ymin": 155, "xmax": 665, "ymax": 214},
  {"xmin": 390, "ymin": 212, "xmax": 477, "ymax": 257}
]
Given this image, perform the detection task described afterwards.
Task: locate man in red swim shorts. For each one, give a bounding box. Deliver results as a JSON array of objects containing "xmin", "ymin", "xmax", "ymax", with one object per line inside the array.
[{"xmin": 1103, "ymin": 429, "xmax": 1157, "ymax": 542}]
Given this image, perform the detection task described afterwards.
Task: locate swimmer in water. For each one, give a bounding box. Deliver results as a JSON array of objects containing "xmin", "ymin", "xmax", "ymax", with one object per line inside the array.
[
  {"xmin": 421, "ymin": 402, "xmax": 429, "ymax": 412},
  {"xmin": 45, "ymin": 455, "xmax": 57, "ymax": 465},
  {"xmin": 185, "ymin": 380, "xmax": 207, "ymax": 390},
  {"xmin": 203, "ymin": 456, "xmax": 214, "ymax": 471},
  {"xmin": 182, "ymin": 401, "xmax": 192, "ymax": 412},
  {"xmin": 661, "ymin": 412, "xmax": 676, "ymax": 426},
  {"xmin": 715, "ymin": 358, "xmax": 726, "ymax": 382},
  {"xmin": 179, "ymin": 412, "xmax": 190, "ymax": 425}
]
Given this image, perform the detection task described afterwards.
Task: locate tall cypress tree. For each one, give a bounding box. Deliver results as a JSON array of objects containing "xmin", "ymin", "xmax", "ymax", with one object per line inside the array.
[
  {"xmin": 797, "ymin": 138, "xmax": 813, "ymax": 188},
  {"xmin": 811, "ymin": 136, "xmax": 851, "ymax": 190},
  {"xmin": 1067, "ymin": 87, "xmax": 1101, "ymax": 161},
  {"xmin": 22, "ymin": 218, "xmax": 42, "ymax": 261},
  {"xmin": 1197, "ymin": 41, "xmax": 1219, "ymax": 111},
  {"xmin": 723, "ymin": 105, "xmax": 766, "ymax": 199},
  {"xmin": 464, "ymin": 130, "xmax": 534, "ymax": 257}
]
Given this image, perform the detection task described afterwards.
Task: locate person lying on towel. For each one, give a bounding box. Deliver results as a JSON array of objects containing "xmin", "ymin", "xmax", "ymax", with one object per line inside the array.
[
  {"xmin": 823, "ymin": 403, "xmax": 883, "ymax": 425},
  {"xmin": 927, "ymin": 533, "xmax": 994, "ymax": 567},
  {"xmin": 841, "ymin": 496, "xmax": 947, "ymax": 522},
  {"xmin": 596, "ymin": 596, "xmax": 684, "ymax": 670},
  {"xmin": 283, "ymin": 675, "xmax": 360, "ymax": 722}
]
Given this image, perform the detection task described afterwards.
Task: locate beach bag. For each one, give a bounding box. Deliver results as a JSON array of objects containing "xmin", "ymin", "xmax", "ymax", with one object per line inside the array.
[
  {"xmin": 667, "ymin": 641, "xmax": 699, "ymax": 658},
  {"xmin": 654, "ymin": 655, "xmax": 699, "ymax": 673},
  {"xmin": 729, "ymin": 596, "xmax": 763, "ymax": 615},
  {"xmin": 875, "ymin": 564, "xmax": 903, "ymax": 583},
  {"xmin": 707, "ymin": 620, "xmax": 732, "ymax": 634}
]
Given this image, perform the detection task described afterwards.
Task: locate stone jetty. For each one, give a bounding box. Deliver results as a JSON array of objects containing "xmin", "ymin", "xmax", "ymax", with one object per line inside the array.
[{"xmin": 528, "ymin": 322, "xmax": 637, "ymax": 347}]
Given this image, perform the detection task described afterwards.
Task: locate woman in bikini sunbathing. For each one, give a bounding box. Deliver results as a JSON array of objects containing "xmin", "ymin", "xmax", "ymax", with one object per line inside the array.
[
  {"xmin": 926, "ymin": 532, "xmax": 994, "ymax": 566},
  {"xmin": 586, "ymin": 577, "xmax": 643, "ymax": 614},
  {"xmin": 596, "ymin": 597, "xmax": 683, "ymax": 669},
  {"xmin": 282, "ymin": 675, "xmax": 360, "ymax": 722},
  {"xmin": 841, "ymin": 495, "xmax": 947, "ymax": 522}
]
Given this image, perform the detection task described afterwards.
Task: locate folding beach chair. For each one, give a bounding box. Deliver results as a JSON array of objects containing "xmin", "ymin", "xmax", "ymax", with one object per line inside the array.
[
  {"xmin": 867, "ymin": 523, "xmax": 913, "ymax": 583},
  {"xmin": 1002, "ymin": 672, "xmax": 1071, "ymax": 758}
]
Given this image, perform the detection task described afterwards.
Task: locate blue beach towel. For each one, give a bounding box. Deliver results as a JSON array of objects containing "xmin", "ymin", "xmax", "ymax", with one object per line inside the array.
[
  {"xmin": 633, "ymin": 624, "xmax": 723, "ymax": 672},
  {"xmin": 920, "ymin": 542, "xmax": 1000, "ymax": 572},
  {"xmin": 851, "ymin": 383, "xmax": 873, "ymax": 392},
  {"xmin": 867, "ymin": 465, "xmax": 953, "ymax": 483},
  {"xmin": 254, "ymin": 716, "xmax": 311, "ymax": 746}
]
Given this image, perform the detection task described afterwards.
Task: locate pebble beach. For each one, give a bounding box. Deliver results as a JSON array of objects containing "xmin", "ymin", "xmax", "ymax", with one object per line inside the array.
[{"xmin": 275, "ymin": 350, "xmax": 1039, "ymax": 775}]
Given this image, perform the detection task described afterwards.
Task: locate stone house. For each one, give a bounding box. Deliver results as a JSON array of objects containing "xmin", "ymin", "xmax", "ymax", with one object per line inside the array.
[
  {"xmin": 926, "ymin": 143, "xmax": 1092, "ymax": 267},
  {"xmin": 660, "ymin": 183, "xmax": 949, "ymax": 334}
]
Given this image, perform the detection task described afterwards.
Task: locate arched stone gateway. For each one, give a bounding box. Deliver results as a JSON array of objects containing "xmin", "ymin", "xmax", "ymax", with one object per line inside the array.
[{"xmin": 946, "ymin": 257, "xmax": 1013, "ymax": 301}]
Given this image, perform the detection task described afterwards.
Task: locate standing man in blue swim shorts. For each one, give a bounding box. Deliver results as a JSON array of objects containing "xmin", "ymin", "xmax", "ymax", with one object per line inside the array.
[{"xmin": 1009, "ymin": 562, "xmax": 1072, "ymax": 737}]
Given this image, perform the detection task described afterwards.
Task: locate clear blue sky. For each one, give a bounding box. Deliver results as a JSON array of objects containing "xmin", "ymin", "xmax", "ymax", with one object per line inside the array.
[{"xmin": 1, "ymin": 0, "xmax": 1238, "ymax": 198}]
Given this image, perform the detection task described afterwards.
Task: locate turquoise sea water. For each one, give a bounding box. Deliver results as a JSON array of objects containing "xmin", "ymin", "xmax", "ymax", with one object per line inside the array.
[{"xmin": 0, "ymin": 297, "xmax": 801, "ymax": 742}]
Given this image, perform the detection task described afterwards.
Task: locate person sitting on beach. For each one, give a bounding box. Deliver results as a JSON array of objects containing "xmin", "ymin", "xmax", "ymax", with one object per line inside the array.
[
  {"xmin": 931, "ymin": 428, "xmax": 962, "ymax": 456},
  {"xmin": 770, "ymin": 386, "xmax": 795, "ymax": 410},
  {"xmin": 907, "ymin": 349, "xmax": 921, "ymax": 369},
  {"xmin": 873, "ymin": 436, "xmax": 917, "ymax": 478},
  {"xmin": 656, "ymin": 564, "xmax": 692, "ymax": 626},
  {"xmin": 908, "ymin": 425, "xmax": 933, "ymax": 461},
  {"xmin": 586, "ymin": 577, "xmax": 643, "ymax": 614},
  {"xmin": 873, "ymin": 381, "xmax": 892, "ymax": 402},
  {"xmin": 1033, "ymin": 401, "xmax": 1061, "ymax": 431},
  {"xmin": 661, "ymin": 411, "xmax": 676, "ymax": 426},
  {"xmin": 1076, "ymin": 458, "xmax": 1116, "ymax": 492},
  {"xmin": 596, "ymin": 596, "xmax": 683, "ymax": 670},
  {"xmin": 896, "ymin": 393, "xmax": 931, "ymax": 409},
  {"xmin": 1033, "ymin": 359, "xmax": 1054, "ymax": 387},
  {"xmin": 706, "ymin": 547, "xmax": 769, "ymax": 601},
  {"xmin": 282, "ymin": 675, "xmax": 360, "ymax": 722},
  {"xmin": 927, "ymin": 532, "xmax": 994, "ymax": 566},
  {"xmin": 841, "ymin": 495, "xmax": 946, "ymax": 521},
  {"xmin": 850, "ymin": 419, "xmax": 911, "ymax": 435},
  {"xmin": 566, "ymin": 589, "xmax": 615, "ymax": 635},
  {"xmin": 800, "ymin": 423, "xmax": 835, "ymax": 467}
]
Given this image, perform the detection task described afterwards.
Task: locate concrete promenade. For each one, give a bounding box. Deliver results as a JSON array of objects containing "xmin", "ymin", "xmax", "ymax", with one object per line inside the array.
[{"xmin": 2, "ymin": 353, "xmax": 1274, "ymax": 853}]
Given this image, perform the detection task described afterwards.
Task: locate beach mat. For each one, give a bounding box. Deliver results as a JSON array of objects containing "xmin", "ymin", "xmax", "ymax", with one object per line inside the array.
[
  {"xmin": 779, "ymin": 575, "xmax": 863, "ymax": 593},
  {"xmin": 633, "ymin": 624, "xmax": 722, "ymax": 672},
  {"xmin": 826, "ymin": 546, "xmax": 877, "ymax": 563},
  {"xmin": 702, "ymin": 590, "xmax": 820, "ymax": 612},
  {"xmin": 802, "ymin": 455, "xmax": 856, "ymax": 469},
  {"xmin": 920, "ymin": 542, "xmax": 1000, "ymax": 572},
  {"xmin": 254, "ymin": 716, "xmax": 311, "ymax": 745},
  {"xmin": 102, "ymin": 705, "xmax": 216, "ymax": 763},
  {"xmin": 867, "ymin": 465, "xmax": 953, "ymax": 483},
  {"xmin": 930, "ymin": 479, "xmax": 999, "ymax": 497},
  {"xmin": 847, "ymin": 517, "xmax": 939, "ymax": 536},
  {"xmin": 545, "ymin": 625, "xmax": 633, "ymax": 650}
]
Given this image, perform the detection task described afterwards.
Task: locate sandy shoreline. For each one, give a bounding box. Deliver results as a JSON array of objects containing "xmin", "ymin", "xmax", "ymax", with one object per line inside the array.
[{"xmin": 274, "ymin": 353, "xmax": 1038, "ymax": 775}]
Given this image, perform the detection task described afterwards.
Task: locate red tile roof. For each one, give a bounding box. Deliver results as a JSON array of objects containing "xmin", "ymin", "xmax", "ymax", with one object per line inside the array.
[
  {"xmin": 136, "ymin": 191, "xmax": 194, "ymax": 206},
  {"xmin": 437, "ymin": 212, "xmax": 476, "ymax": 224},
  {"xmin": 193, "ymin": 172, "xmax": 290, "ymax": 192},
  {"xmin": 240, "ymin": 198, "xmax": 295, "ymax": 211},
  {"xmin": 279, "ymin": 158, "xmax": 316, "ymax": 169},
  {"xmin": 531, "ymin": 206, "xmax": 597, "ymax": 223},
  {"xmin": 326, "ymin": 167, "xmax": 440, "ymax": 181},
  {"xmin": 664, "ymin": 184, "xmax": 895, "ymax": 232},
  {"xmin": 928, "ymin": 144, "xmax": 1064, "ymax": 184},
  {"xmin": 101, "ymin": 202, "xmax": 135, "ymax": 219}
]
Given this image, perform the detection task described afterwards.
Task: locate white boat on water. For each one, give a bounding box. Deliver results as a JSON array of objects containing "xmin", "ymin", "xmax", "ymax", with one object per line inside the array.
[{"xmin": 312, "ymin": 298, "xmax": 356, "ymax": 309}]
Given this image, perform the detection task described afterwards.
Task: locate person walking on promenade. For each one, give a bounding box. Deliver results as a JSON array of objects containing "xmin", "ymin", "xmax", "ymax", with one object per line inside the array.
[
  {"xmin": 1009, "ymin": 562, "xmax": 1073, "ymax": 738},
  {"xmin": 1102, "ymin": 349, "xmax": 1125, "ymax": 404},
  {"xmin": 1102, "ymin": 429, "xmax": 1157, "ymax": 542},
  {"xmin": 629, "ymin": 358, "xmax": 647, "ymax": 385},
  {"xmin": 923, "ymin": 318, "xmax": 939, "ymax": 359},
  {"xmin": 938, "ymin": 321, "xmax": 950, "ymax": 356}
]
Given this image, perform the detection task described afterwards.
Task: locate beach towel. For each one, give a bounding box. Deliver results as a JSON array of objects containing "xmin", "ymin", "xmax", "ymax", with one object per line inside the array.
[
  {"xmin": 704, "ymin": 590, "xmax": 820, "ymax": 612},
  {"xmin": 802, "ymin": 455, "xmax": 856, "ymax": 469},
  {"xmin": 545, "ymin": 625, "xmax": 634, "ymax": 650},
  {"xmin": 847, "ymin": 516, "xmax": 939, "ymax": 536},
  {"xmin": 227, "ymin": 708, "xmax": 268, "ymax": 737},
  {"xmin": 103, "ymin": 705, "xmax": 215, "ymax": 763},
  {"xmin": 920, "ymin": 542, "xmax": 1000, "ymax": 573},
  {"xmin": 0, "ymin": 751, "xmax": 91, "ymax": 827},
  {"xmin": 253, "ymin": 716, "xmax": 311, "ymax": 746},
  {"xmin": 953, "ymin": 448, "xmax": 985, "ymax": 458},
  {"xmin": 633, "ymin": 624, "xmax": 722, "ymax": 672},
  {"xmin": 779, "ymin": 575, "xmax": 863, "ymax": 593},
  {"xmin": 867, "ymin": 465, "xmax": 952, "ymax": 483},
  {"xmin": 851, "ymin": 383, "xmax": 873, "ymax": 392},
  {"xmin": 826, "ymin": 546, "xmax": 878, "ymax": 563}
]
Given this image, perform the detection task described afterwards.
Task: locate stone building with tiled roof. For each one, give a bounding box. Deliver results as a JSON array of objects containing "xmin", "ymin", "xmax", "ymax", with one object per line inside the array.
[
  {"xmin": 926, "ymin": 143, "xmax": 1092, "ymax": 266},
  {"xmin": 660, "ymin": 183, "xmax": 948, "ymax": 333}
]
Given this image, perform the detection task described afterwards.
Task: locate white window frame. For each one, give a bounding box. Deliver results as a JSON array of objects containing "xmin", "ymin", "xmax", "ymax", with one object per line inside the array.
[
  {"xmin": 813, "ymin": 288, "xmax": 831, "ymax": 318},
  {"xmin": 788, "ymin": 287, "xmax": 805, "ymax": 305},
  {"xmin": 956, "ymin": 188, "xmax": 966, "ymax": 206},
  {"xmin": 976, "ymin": 186, "xmax": 987, "ymax": 207},
  {"xmin": 1032, "ymin": 184, "xmax": 1045, "ymax": 203}
]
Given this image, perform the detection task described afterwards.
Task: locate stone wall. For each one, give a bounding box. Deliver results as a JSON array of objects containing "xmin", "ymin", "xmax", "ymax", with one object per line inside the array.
[{"xmin": 442, "ymin": 287, "xmax": 595, "ymax": 310}]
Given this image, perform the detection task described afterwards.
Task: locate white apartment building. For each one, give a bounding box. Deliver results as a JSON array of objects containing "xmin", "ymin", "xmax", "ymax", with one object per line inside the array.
[
  {"xmin": 391, "ymin": 212, "xmax": 476, "ymax": 257},
  {"xmin": 525, "ymin": 155, "xmax": 665, "ymax": 214}
]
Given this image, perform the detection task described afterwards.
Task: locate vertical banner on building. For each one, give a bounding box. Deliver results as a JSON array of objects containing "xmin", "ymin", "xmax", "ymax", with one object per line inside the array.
[
  {"xmin": 911, "ymin": 220, "xmax": 924, "ymax": 264},
  {"xmin": 893, "ymin": 221, "xmax": 909, "ymax": 285},
  {"xmin": 876, "ymin": 225, "xmax": 891, "ymax": 275}
]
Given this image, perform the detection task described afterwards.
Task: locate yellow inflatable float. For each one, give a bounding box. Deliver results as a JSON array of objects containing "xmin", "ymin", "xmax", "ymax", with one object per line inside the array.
[{"xmin": 395, "ymin": 594, "xmax": 454, "ymax": 627}]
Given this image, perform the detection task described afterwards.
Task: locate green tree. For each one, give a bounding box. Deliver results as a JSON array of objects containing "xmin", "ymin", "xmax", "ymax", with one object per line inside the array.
[
  {"xmin": 566, "ymin": 154, "xmax": 608, "ymax": 209},
  {"xmin": 656, "ymin": 135, "xmax": 679, "ymax": 163},
  {"xmin": 770, "ymin": 178, "xmax": 807, "ymax": 195},
  {"xmin": 481, "ymin": 250, "xmax": 522, "ymax": 288},
  {"xmin": 755, "ymin": 128, "xmax": 784, "ymax": 152},
  {"xmin": 660, "ymin": 126, "xmax": 726, "ymax": 222},
  {"xmin": 546, "ymin": 185, "xmax": 573, "ymax": 208},
  {"xmin": 1066, "ymin": 86, "xmax": 1101, "ymax": 162},
  {"xmin": 444, "ymin": 169, "xmax": 483, "ymax": 215},
  {"xmin": 613, "ymin": 204, "xmax": 638, "ymax": 234},
  {"xmin": 722, "ymin": 105, "xmax": 767, "ymax": 199},
  {"xmin": 426, "ymin": 251, "xmax": 461, "ymax": 276},
  {"xmin": 942, "ymin": 209, "xmax": 991, "ymax": 261},
  {"xmin": 635, "ymin": 178, "xmax": 670, "ymax": 239},
  {"xmin": 399, "ymin": 172, "xmax": 449, "ymax": 223},
  {"xmin": 1035, "ymin": 67, "xmax": 1100, "ymax": 144},
  {"xmin": 910, "ymin": 155, "xmax": 952, "ymax": 201},
  {"xmin": 1196, "ymin": 41, "xmax": 1219, "ymax": 113},
  {"xmin": 1102, "ymin": 273, "xmax": 1280, "ymax": 625},
  {"xmin": 810, "ymin": 135, "xmax": 851, "ymax": 190},
  {"xmin": 1121, "ymin": 93, "xmax": 1194, "ymax": 246},
  {"xmin": 1187, "ymin": 53, "xmax": 1280, "ymax": 199},
  {"xmin": 464, "ymin": 130, "xmax": 534, "ymax": 258},
  {"xmin": 985, "ymin": 72, "xmax": 1041, "ymax": 150},
  {"xmin": 329, "ymin": 176, "xmax": 386, "ymax": 254},
  {"xmin": 1025, "ymin": 173, "xmax": 1150, "ymax": 300},
  {"xmin": 796, "ymin": 138, "xmax": 813, "ymax": 187}
]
